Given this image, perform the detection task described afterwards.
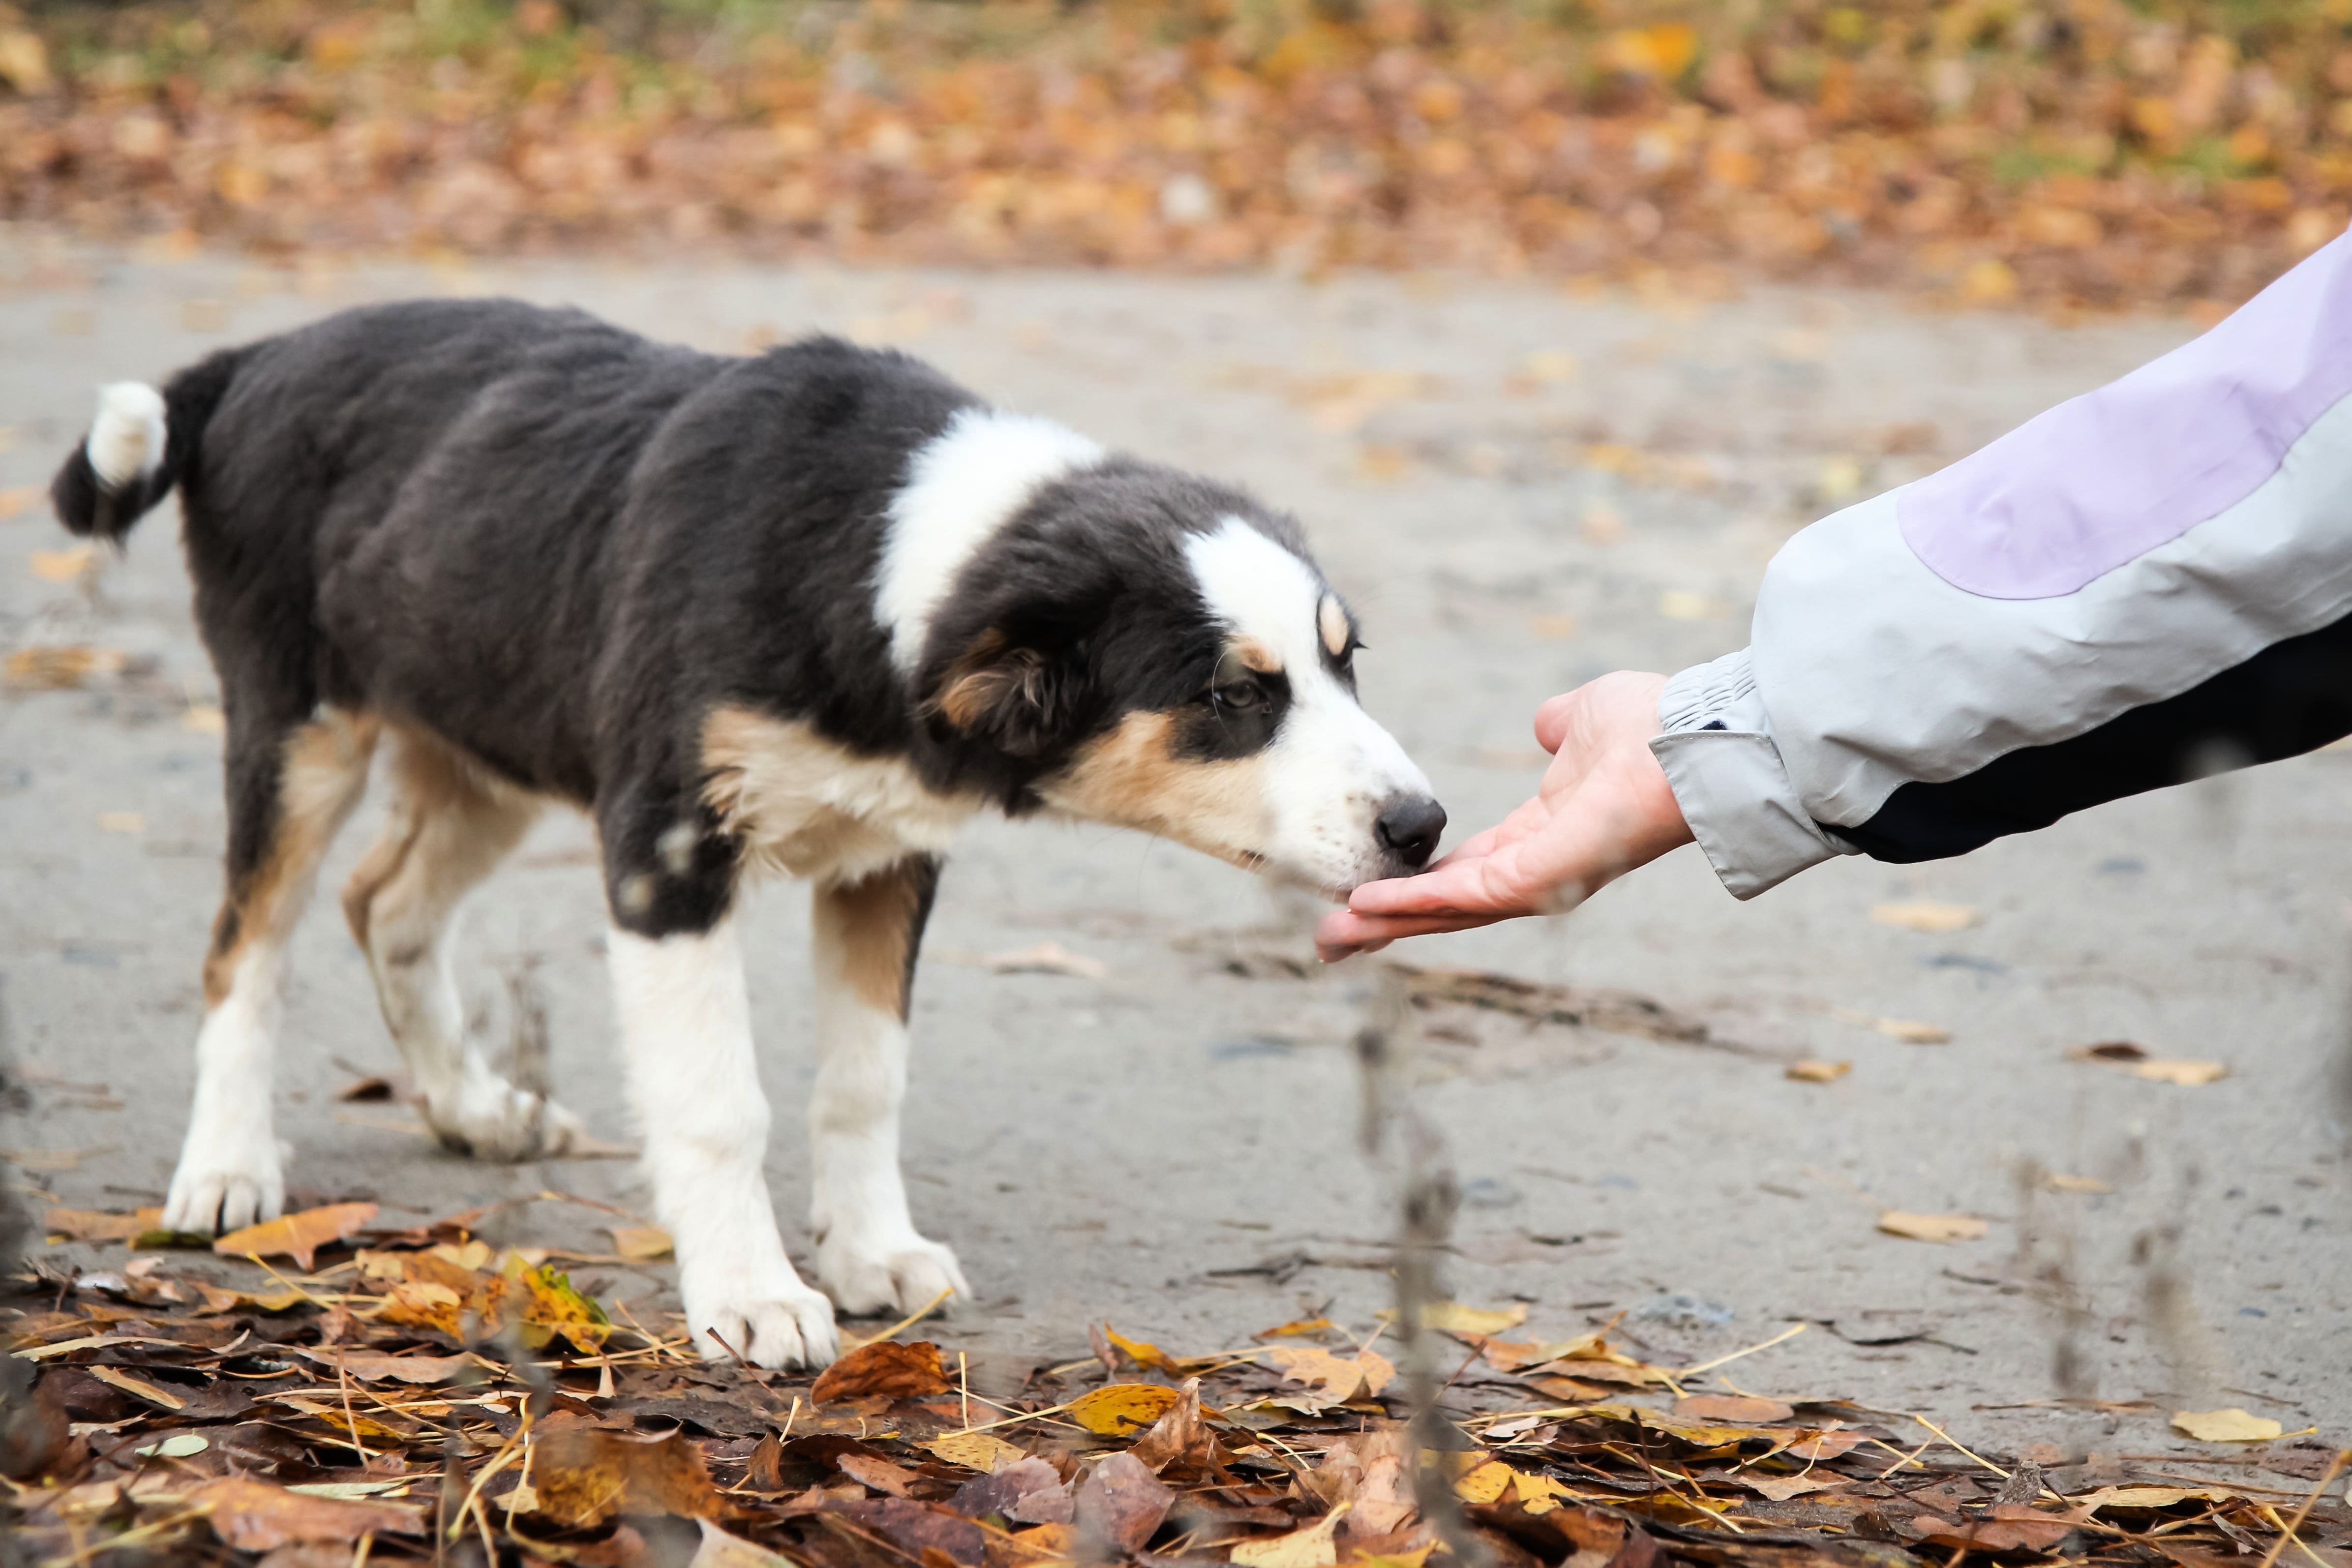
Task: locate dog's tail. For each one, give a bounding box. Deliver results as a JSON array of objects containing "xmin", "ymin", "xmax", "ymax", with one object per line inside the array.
[{"xmin": 50, "ymin": 347, "xmax": 247, "ymax": 542}]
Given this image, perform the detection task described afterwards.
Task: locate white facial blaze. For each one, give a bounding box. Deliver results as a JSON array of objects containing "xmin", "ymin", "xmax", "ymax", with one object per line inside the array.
[
  {"xmin": 1182, "ymin": 518, "xmax": 1433, "ymax": 891},
  {"xmin": 873, "ymin": 408, "xmax": 1104, "ymax": 671}
]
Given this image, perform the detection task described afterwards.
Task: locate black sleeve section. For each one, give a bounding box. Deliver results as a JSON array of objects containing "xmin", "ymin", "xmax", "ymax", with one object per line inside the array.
[{"xmin": 1834, "ymin": 607, "xmax": 2352, "ymax": 864}]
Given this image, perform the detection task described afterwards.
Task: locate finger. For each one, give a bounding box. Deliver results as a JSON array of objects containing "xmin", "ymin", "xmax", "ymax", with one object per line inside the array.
[
  {"xmin": 1316, "ymin": 907, "xmax": 1500, "ymax": 960},
  {"xmin": 1533, "ymin": 690, "xmax": 1580, "ymax": 754},
  {"xmin": 1346, "ymin": 850, "xmax": 1543, "ymax": 920}
]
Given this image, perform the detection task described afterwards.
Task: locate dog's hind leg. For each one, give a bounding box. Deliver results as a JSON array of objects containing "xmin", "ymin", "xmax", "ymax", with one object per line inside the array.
[
  {"xmin": 807, "ymin": 855, "xmax": 970, "ymax": 1316},
  {"xmin": 341, "ymin": 728, "xmax": 583, "ymax": 1160},
  {"xmin": 163, "ymin": 707, "xmax": 379, "ymax": 1234}
]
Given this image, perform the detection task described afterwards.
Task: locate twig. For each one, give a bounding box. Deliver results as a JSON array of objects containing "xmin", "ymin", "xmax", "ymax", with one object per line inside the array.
[
  {"xmin": 336, "ymin": 1357, "xmax": 374, "ymax": 1464},
  {"xmin": 1677, "ymin": 1322, "xmax": 1807, "ymax": 1377},
  {"xmin": 842, "ymin": 1284, "xmax": 954, "ymax": 1351},
  {"xmin": 2254, "ymin": 1450, "xmax": 2350, "ymax": 1568}
]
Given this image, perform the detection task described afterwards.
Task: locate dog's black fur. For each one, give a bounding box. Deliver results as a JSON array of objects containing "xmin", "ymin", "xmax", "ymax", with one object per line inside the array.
[{"xmin": 51, "ymin": 300, "xmax": 1329, "ymax": 941}]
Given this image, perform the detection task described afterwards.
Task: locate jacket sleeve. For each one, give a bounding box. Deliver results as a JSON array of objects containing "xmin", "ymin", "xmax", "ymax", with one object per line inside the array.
[{"xmin": 1651, "ymin": 228, "xmax": 2352, "ymax": 899}]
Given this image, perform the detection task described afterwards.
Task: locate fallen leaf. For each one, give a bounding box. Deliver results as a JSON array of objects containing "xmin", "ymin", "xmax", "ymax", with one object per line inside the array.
[
  {"xmin": 2131, "ymin": 1059, "xmax": 2230, "ymax": 1086},
  {"xmin": 1785, "ymin": 1060, "xmax": 1851, "ymax": 1084},
  {"xmin": 1870, "ymin": 901, "xmax": 1981, "ymax": 933},
  {"xmin": 87, "ymin": 1366, "xmax": 185, "ymax": 1410},
  {"xmin": 927, "ymin": 1431, "xmax": 1028, "ymax": 1474},
  {"xmin": 97, "ymin": 812, "xmax": 144, "ymax": 834},
  {"xmin": 43, "ymin": 1206, "xmax": 161, "ymax": 1242},
  {"xmin": 1266, "ymin": 1346, "xmax": 1372, "ymax": 1404},
  {"xmin": 213, "ymin": 1202, "xmax": 378, "ymax": 1270},
  {"xmin": 1130, "ymin": 1377, "xmax": 1219, "ymax": 1474},
  {"xmin": 2043, "ymin": 1173, "xmax": 2115, "ymax": 1195},
  {"xmin": 950, "ymin": 1456, "xmax": 1072, "ymax": 1524},
  {"xmin": 1067, "ymin": 1382, "xmax": 1186, "ymax": 1436},
  {"xmin": 1784, "ymin": 1430, "xmax": 1870, "ymax": 1462},
  {"xmin": 496, "ymin": 1255, "xmax": 613, "ymax": 1351},
  {"xmin": 291, "ymin": 1348, "xmax": 478, "ymax": 1384},
  {"xmin": 813, "ymin": 1340, "xmax": 951, "ymax": 1403},
  {"xmin": 135, "ymin": 1433, "xmax": 210, "ymax": 1458},
  {"xmin": 690, "ymin": 1518, "xmax": 795, "ymax": 1568},
  {"xmin": 1232, "ymin": 1503, "xmax": 1351, "ymax": 1568},
  {"xmin": 1732, "ymin": 1472, "xmax": 1846, "ymax": 1501},
  {"xmin": 2171, "ymin": 1408, "xmax": 2284, "ymax": 1443},
  {"xmin": 840, "ymin": 1451, "xmax": 924, "ymax": 1498},
  {"xmin": 192, "ymin": 1477, "xmax": 424, "ymax": 1549},
  {"xmin": 605, "ymin": 1224, "xmax": 673, "ymax": 1262},
  {"xmin": 1876, "ymin": 1210, "xmax": 1988, "ymax": 1243},
  {"xmin": 1072, "ymin": 1450, "xmax": 1172, "ymax": 1554},
  {"xmin": 984, "ymin": 941, "xmax": 1107, "ymax": 980},
  {"xmin": 832, "ymin": 1496, "xmax": 987, "ymax": 1567},
  {"xmin": 1453, "ymin": 1462, "xmax": 1518, "ymax": 1506},
  {"xmin": 29, "ymin": 546, "xmax": 92, "ymax": 582},
  {"xmin": 1255, "ymin": 1317, "xmax": 1335, "ymax": 1339},
  {"xmin": 3, "ymin": 1145, "xmax": 115, "ymax": 1174},
  {"xmin": 2076, "ymin": 1041, "xmax": 2147, "ymax": 1060},
  {"xmin": 3, "ymin": 646, "xmax": 123, "ymax": 691},
  {"xmin": 1384, "ymin": 1301, "xmax": 1527, "ymax": 1337},
  {"xmin": 1675, "ymin": 1394, "xmax": 1793, "ymax": 1424},
  {"xmin": 531, "ymin": 1426, "xmax": 718, "ymax": 1527},
  {"xmin": 1877, "ymin": 1019, "xmax": 1952, "ymax": 1044},
  {"xmin": 2076, "ymin": 1485, "xmax": 2243, "ymax": 1512},
  {"xmin": 1103, "ymin": 1326, "xmax": 1184, "ymax": 1374}
]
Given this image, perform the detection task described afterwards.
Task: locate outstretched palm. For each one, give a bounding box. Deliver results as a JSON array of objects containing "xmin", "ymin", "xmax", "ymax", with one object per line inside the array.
[{"xmin": 1316, "ymin": 671, "xmax": 1692, "ymax": 960}]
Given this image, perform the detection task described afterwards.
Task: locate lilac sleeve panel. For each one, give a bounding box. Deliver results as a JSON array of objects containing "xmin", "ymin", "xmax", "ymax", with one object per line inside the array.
[{"xmin": 1898, "ymin": 232, "xmax": 2352, "ymax": 600}]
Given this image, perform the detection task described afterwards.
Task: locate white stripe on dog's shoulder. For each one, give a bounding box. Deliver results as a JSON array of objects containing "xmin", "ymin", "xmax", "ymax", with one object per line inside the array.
[
  {"xmin": 89, "ymin": 382, "xmax": 167, "ymax": 490},
  {"xmin": 1183, "ymin": 516, "xmax": 1327, "ymax": 672},
  {"xmin": 875, "ymin": 408, "xmax": 1102, "ymax": 670}
]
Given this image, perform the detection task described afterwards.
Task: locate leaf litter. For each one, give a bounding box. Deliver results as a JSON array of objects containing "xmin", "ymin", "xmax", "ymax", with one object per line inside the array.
[{"xmin": 8, "ymin": 1199, "xmax": 2346, "ymax": 1568}]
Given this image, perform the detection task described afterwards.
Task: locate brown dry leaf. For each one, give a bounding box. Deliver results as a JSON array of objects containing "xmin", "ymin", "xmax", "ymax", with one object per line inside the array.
[
  {"xmin": 1914, "ymin": 1504, "xmax": 2079, "ymax": 1553},
  {"xmin": 1129, "ymin": 1377, "xmax": 1217, "ymax": 1474},
  {"xmin": 813, "ymin": 1339, "xmax": 952, "ymax": 1403},
  {"xmin": 608, "ymin": 1224, "xmax": 673, "ymax": 1262},
  {"xmin": 2171, "ymin": 1408, "xmax": 2285, "ymax": 1443},
  {"xmin": 1266, "ymin": 1346, "xmax": 1371, "ymax": 1404},
  {"xmin": 690, "ymin": 1518, "xmax": 795, "ymax": 1568},
  {"xmin": 1785, "ymin": 1060, "xmax": 1851, "ymax": 1084},
  {"xmin": 291, "ymin": 1347, "xmax": 477, "ymax": 1384},
  {"xmin": 87, "ymin": 1365, "xmax": 186, "ymax": 1410},
  {"xmin": 531, "ymin": 1426, "xmax": 718, "ymax": 1527},
  {"xmin": 44, "ymin": 1206, "xmax": 161, "ymax": 1242},
  {"xmin": 1232, "ymin": 1503, "xmax": 1352, "ymax": 1568},
  {"xmin": 1870, "ymin": 901, "xmax": 1981, "ymax": 933},
  {"xmin": 1387, "ymin": 1301, "xmax": 1527, "ymax": 1337},
  {"xmin": 1072, "ymin": 1450, "xmax": 1172, "ymax": 1554},
  {"xmin": 1876, "ymin": 1210, "xmax": 1988, "ymax": 1243},
  {"xmin": 950, "ymin": 1457, "xmax": 1072, "ymax": 1526},
  {"xmin": 840, "ymin": 1451, "xmax": 924, "ymax": 1498},
  {"xmin": 192, "ymin": 1477, "xmax": 424, "ymax": 1550},
  {"xmin": 2044, "ymin": 1173, "xmax": 2115, "ymax": 1195},
  {"xmin": 926, "ymin": 1430, "xmax": 1028, "ymax": 1474},
  {"xmin": 1675, "ymin": 1394, "xmax": 1793, "ymax": 1424},
  {"xmin": 1877, "ymin": 1019, "xmax": 1953, "ymax": 1045},
  {"xmin": 193, "ymin": 1282, "xmax": 308, "ymax": 1314},
  {"xmin": 983, "ymin": 942, "xmax": 1107, "ymax": 980},
  {"xmin": 1732, "ymin": 1472, "xmax": 1846, "ymax": 1501},
  {"xmin": 1066, "ymin": 1382, "xmax": 1186, "ymax": 1437},
  {"xmin": 1784, "ymin": 1430, "xmax": 1869, "ymax": 1462},
  {"xmin": 213, "ymin": 1201, "xmax": 377, "ymax": 1271},
  {"xmin": 2074, "ymin": 1041, "xmax": 2149, "ymax": 1061}
]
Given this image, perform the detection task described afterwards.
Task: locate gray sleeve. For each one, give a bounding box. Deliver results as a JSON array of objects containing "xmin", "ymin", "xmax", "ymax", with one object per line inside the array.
[{"xmin": 1647, "ymin": 650, "xmax": 1855, "ymax": 900}]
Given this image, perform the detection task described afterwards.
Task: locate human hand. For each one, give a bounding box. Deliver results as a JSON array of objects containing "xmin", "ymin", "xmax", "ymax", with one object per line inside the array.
[{"xmin": 1315, "ymin": 671, "xmax": 1693, "ymax": 961}]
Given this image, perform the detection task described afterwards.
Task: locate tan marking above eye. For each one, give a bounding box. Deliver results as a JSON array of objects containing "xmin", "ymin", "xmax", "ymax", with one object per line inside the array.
[
  {"xmin": 1318, "ymin": 593, "xmax": 1353, "ymax": 659},
  {"xmin": 1233, "ymin": 637, "xmax": 1281, "ymax": 675}
]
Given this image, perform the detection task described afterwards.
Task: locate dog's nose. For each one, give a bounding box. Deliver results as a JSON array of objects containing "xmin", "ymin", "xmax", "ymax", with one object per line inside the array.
[{"xmin": 1374, "ymin": 795, "xmax": 1447, "ymax": 869}]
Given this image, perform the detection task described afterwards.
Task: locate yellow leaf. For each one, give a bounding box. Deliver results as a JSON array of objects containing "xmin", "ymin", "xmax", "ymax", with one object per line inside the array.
[
  {"xmin": 1067, "ymin": 1382, "xmax": 1184, "ymax": 1436},
  {"xmin": 215, "ymin": 1201, "xmax": 378, "ymax": 1270},
  {"xmin": 1452, "ymin": 1461, "xmax": 1515, "ymax": 1505},
  {"xmin": 1877, "ymin": 1019, "xmax": 1952, "ymax": 1044},
  {"xmin": 1786, "ymin": 1060, "xmax": 1851, "ymax": 1083},
  {"xmin": 2076, "ymin": 1485, "xmax": 2242, "ymax": 1512},
  {"xmin": 2044, "ymin": 1173, "xmax": 2114, "ymax": 1195},
  {"xmin": 1231, "ymin": 1504, "xmax": 1350, "ymax": 1568},
  {"xmin": 88, "ymin": 1365, "xmax": 186, "ymax": 1410},
  {"xmin": 1266, "ymin": 1346, "xmax": 1367, "ymax": 1403},
  {"xmin": 1876, "ymin": 1210, "xmax": 1987, "ymax": 1243},
  {"xmin": 692, "ymin": 1518, "xmax": 796, "ymax": 1568},
  {"xmin": 2131, "ymin": 1059, "xmax": 2229, "ymax": 1086},
  {"xmin": 1104, "ymin": 1326, "xmax": 1181, "ymax": 1374},
  {"xmin": 925, "ymin": 1431, "xmax": 1028, "ymax": 1473},
  {"xmin": 1353, "ymin": 1551, "xmax": 1435, "ymax": 1568},
  {"xmin": 1384, "ymin": 1301, "xmax": 1527, "ymax": 1337},
  {"xmin": 607, "ymin": 1225, "xmax": 673, "ymax": 1262},
  {"xmin": 0, "ymin": 29, "xmax": 52, "ymax": 94},
  {"xmin": 1254, "ymin": 1317, "xmax": 1334, "ymax": 1339},
  {"xmin": 1870, "ymin": 901, "xmax": 1980, "ymax": 933},
  {"xmin": 2171, "ymin": 1408, "xmax": 2283, "ymax": 1443}
]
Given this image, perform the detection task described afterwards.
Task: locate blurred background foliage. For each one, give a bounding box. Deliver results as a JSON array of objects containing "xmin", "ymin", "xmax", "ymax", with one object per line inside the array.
[{"xmin": 3, "ymin": 0, "xmax": 2350, "ymax": 307}]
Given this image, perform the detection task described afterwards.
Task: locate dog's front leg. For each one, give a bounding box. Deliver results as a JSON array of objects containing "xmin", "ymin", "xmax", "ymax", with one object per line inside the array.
[
  {"xmin": 809, "ymin": 856, "xmax": 971, "ymax": 1316},
  {"xmin": 607, "ymin": 916, "xmax": 838, "ymax": 1367}
]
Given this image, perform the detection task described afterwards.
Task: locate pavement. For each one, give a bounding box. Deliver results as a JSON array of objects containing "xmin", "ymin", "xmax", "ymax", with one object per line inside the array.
[{"xmin": 1, "ymin": 230, "xmax": 2344, "ymax": 1464}]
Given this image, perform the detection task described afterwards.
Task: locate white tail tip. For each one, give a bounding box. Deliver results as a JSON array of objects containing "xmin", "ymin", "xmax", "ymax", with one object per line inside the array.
[{"xmin": 89, "ymin": 382, "xmax": 167, "ymax": 490}]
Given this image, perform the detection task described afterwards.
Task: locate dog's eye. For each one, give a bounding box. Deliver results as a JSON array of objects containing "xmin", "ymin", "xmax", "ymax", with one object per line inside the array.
[{"xmin": 1212, "ymin": 678, "xmax": 1267, "ymax": 712}]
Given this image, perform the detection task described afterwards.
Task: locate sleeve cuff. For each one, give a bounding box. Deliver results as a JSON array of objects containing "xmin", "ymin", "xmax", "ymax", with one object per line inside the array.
[{"xmin": 1649, "ymin": 650, "xmax": 1855, "ymax": 899}]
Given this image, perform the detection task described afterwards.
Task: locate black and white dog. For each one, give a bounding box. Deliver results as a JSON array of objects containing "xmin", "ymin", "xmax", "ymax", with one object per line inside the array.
[{"xmin": 49, "ymin": 301, "xmax": 1446, "ymax": 1367}]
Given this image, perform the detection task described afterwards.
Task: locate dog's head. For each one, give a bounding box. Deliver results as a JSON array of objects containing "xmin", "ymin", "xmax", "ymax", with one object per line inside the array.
[{"xmin": 898, "ymin": 440, "xmax": 1443, "ymax": 897}]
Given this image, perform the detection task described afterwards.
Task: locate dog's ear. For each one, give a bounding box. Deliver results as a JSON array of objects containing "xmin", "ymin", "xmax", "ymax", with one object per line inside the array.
[{"xmin": 928, "ymin": 629, "xmax": 1077, "ymax": 757}]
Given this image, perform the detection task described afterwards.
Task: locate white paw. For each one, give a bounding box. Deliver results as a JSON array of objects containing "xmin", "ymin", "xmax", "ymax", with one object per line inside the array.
[
  {"xmin": 424, "ymin": 1073, "xmax": 586, "ymax": 1161},
  {"xmin": 817, "ymin": 1230, "xmax": 971, "ymax": 1318},
  {"xmin": 162, "ymin": 1127, "xmax": 284, "ymax": 1235},
  {"xmin": 680, "ymin": 1262, "xmax": 840, "ymax": 1368}
]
